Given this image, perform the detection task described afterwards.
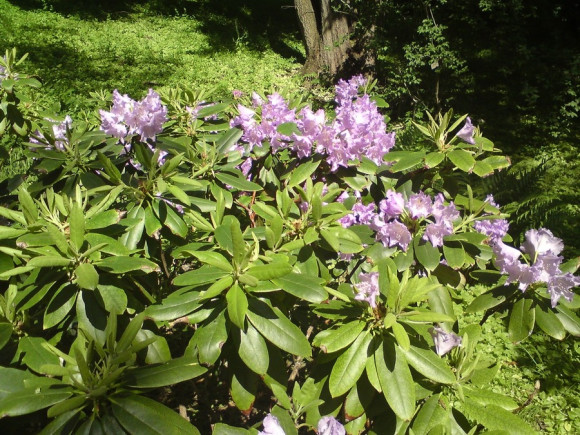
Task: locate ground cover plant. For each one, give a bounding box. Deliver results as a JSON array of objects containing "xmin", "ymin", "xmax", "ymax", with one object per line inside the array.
[{"xmin": 1, "ymin": 48, "xmax": 579, "ymax": 434}]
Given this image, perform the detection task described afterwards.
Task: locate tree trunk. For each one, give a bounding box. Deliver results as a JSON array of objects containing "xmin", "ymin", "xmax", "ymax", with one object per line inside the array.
[{"xmin": 294, "ymin": 0, "xmax": 352, "ymax": 76}]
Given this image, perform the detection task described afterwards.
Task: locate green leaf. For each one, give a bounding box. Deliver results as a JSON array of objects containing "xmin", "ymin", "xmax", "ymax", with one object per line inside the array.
[
  {"xmin": 238, "ymin": 323, "xmax": 269, "ymax": 375},
  {"xmin": 447, "ymin": 149, "xmax": 475, "ymax": 172},
  {"xmin": 191, "ymin": 309, "xmax": 228, "ymax": 365},
  {"xmin": 402, "ymin": 346, "xmax": 455, "ymax": 384},
  {"xmin": 0, "ymin": 227, "xmax": 27, "ymax": 240},
  {"xmin": 0, "ymin": 367, "xmax": 36, "ymax": 400},
  {"xmin": 27, "ymin": 256, "xmax": 72, "ymax": 268},
  {"xmin": 344, "ymin": 376, "xmax": 376, "ymax": 421},
  {"xmin": 466, "ymin": 286, "xmax": 514, "ymax": 313},
  {"xmin": 389, "ymin": 151, "xmax": 426, "ymax": 172},
  {"xmin": 272, "ymin": 273, "xmax": 327, "ymax": 303},
  {"xmin": 17, "ymin": 337, "xmax": 60, "ymax": 373},
  {"xmin": 75, "ymin": 263, "xmax": 99, "ymax": 290},
  {"xmin": 424, "ymin": 152, "xmax": 445, "ymax": 168},
  {"xmin": 472, "ymin": 160, "xmax": 494, "ymax": 177},
  {"xmin": 462, "ymin": 399, "xmax": 535, "ymax": 434},
  {"xmin": 323, "ymin": 226, "xmax": 364, "ymax": 254},
  {"xmin": 276, "ymin": 121, "xmax": 301, "ymax": 136},
  {"xmin": 247, "ymin": 262, "xmax": 292, "ymax": 281},
  {"xmin": 508, "ymin": 297, "xmax": 535, "ymax": 343},
  {"xmin": 315, "ymin": 320, "xmax": 366, "ymax": 354},
  {"xmin": 375, "ymin": 340, "xmax": 416, "ymax": 420},
  {"xmin": 0, "ymin": 323, "xmax": 12, "ymax": 350},
  {"xmin": 215, "ymin": 172, "xmax": 262, "ymax": 192},
  {"xmin": 111, "ymin": 395, "xmax": 200, "ymax": 435},
  {"xmin": 189, "ymin": 250, "xmax": 233, "ymax": 272},
  {"xmin": 463, "ymin": 387, "xmax": 518, "ymax": 411},
  {"xmin": 534, "ymin": 305, "xmax": 566, "ymax": 340},
  {"xmin": 157, "ymin": 200, "xmax": 189, "ymax": 238},
  {"xmin": 120, "ymin": 206, "xmax": 145, "ymax": 251},
  {"xmin": 43, "ymin": 284, "xmax": 77, "ymax": 329},
  {"xmin": 97, "ymin": 256, "xmax": 159, "ymax": 274},
  {"xmin": 76, "ymin": 290, "xmax": 107, "ymax": 346},
  {"xmin": 555, "ymin": 305, "xmax": 580, "ymax": 336},
  {"xmin": 97, "ymin": 284, "xmax": 128, "ymax": 315},
  {"xmin": 213, "ymin": 423, "xmax": 251, "ymax": 435},
  {"xmin": 173, "ymin": 265, "xmax": 230, "ymax": 287},
  {"xmin": 442, "ymin": 242, "xmax": 464, "ymax": 269},
  {"xmin": 411, "ymin": 395, "xmax": 446, "ymax": 435},
  {"xmin": 328, "ymin": 330, "xmax": 372, "ymax": 397},
  {"xmin": 144, "ymin": 206, "xmax": 162, "ymax": 236},
  {"xmin": 230, "ymin": 367, "xmax": 258, "ymax": 412},
  {"xmin": 414, "ymin": 238, "xmax": 441, "ymax": 271},
  {"xmin": 86, "ymin": 209, "xmax": 123, "ymax": 230},
  {"xmin": 127, "ymin": 356, "xmax": 208, "ymax": 388},
  {"xmin": 392, "ymin": 322, "xmax": 410, "ymax": 351},
  {"xmin": 144, "ymin": 290, "xmax": 201, "ymax": 322},
  {"xmin": 247, "ymin": 298, "xmax": 311, "ymax": 358},
  {"xmin": 226, "ymin": 284, "xmax": 248, "ymax": 329},
  {"xmin": 0, "ymin": 385, "xmax": 73, "ymax": 417},
  {"xmin": 85, "ymin": 233, "xmax": 129, "ymax": 256},
  {"xmin": 167, "ymin": 183, "xmax": 191, "ymax": 206},
  {"xmin": 287, "ymin": 160, "xmax": 321, "ymax": 188},
  {"xmin": 69, "ymin": 203, "xmax": 85, "ymax": 252}
]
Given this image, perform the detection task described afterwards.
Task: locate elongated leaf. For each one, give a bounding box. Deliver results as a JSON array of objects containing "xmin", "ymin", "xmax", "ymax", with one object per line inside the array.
[
  {"xmin": 230, "ymin": 367, "xmax": 258, "ymax": 412},
  {"xmin": 127, "ymin": 356, "xmax": 207, "ymax": 388},
  {"xmin": 411, "ymin": 395, "xmax": 446, "ymax": 435},
  {"xmin": 17, "ymin": 337, "xmax": 61, "ymax": 373},
  {"xmin": 238, "ymin": 324, "xmax": 269, "ymax": 375},
  {"xmin": 111, "ymin": 395, "xmax": 200, "ymax": 435},
  {"xmin": 97, "ymin": 256, "xmax": 159, "ymax": 274},
  {"xmin": 216, "ymin": 173, "xmax": 262, "ymax": 192},
  {"xmin": 555, "ymin": 305, "xmax": 580, "ymax": 336},
  {"xmin": 329, "ymin": 331, "xmax": 372, "ymax": 397},
  {"xmin": 190, "ymin": 251, "xmax": 233, "ymax": 272},
  {"xmin": 375, "ymin": 340, "xmax": 415, "ymax": 420},
  {"xmin": 76, "ymin": 290, "xmax": 107, "ymax": 346},
  {"xmin": 463, "ymin": 387, "xmax": 518, "ymax": 411},
  {"xmin": 27, "ymin": 256, "xmax": 72, "ymax": 268},
  {"xmin": 443, "ymin": 242, "xmax": 464, "ymax": 269},
  {"xmin": 287, "ymin": 160, "xmax": 321, "ymax": 188},
  {"xmin": 392, "ymin": 322, "xmax": 410, "ymax": 351},
  {"xmin": 247, "ymin": 298, "xmax": 311, "ymax": 358},
  {"xmin": 402, "ymin": 346, "xmax": 455, "ymax": 384},
  {"xmin": 508, "ymin": 297, "xmax": 535, "ymax": 343},
  {"xmin": 191, "ymin": 309, "xmax": 228, "ymax": 365},
  {"xmin": 43, "ymin": 284, "xmax": 77, "ymax": 329},
  {"xmin": 414, "ymin": 238, "xmax": 440, "ymax": 271},
  {"xmin": 447, "ymin": 149, "xmax": 475, "ymax": 172},
  {"xmin": 315, "ymin": 320, "xmax": 366, "ymax": 354},
  {"xmin": 144, "ymin": 290, "xmax": 201, "ymax": 322},
  {"xmin": 246, "ymin": 262, "xmax": 292, "ymax": 281},
  {"xmin": 271, "ymin": 273, "xmax": 327, "ymax": 303},
  {"xmin": 120, "ymin": 206, "xmax": 145, "ymax": 251},
  {"xmin": 535, "ymin": 305, "xmax": 566, "ymax": 340},
  {"xmin": 173, "ymin": 265, "xmax": 230, "ymax": 287},
  {"xmin": 0, "ymin": 385, "xmax": 73, "ymax": 417},
  {"xmin": 226, "ymin": 284, "xmax": 248, "ymax": 329},
  {"xmin": 69, "ymin": 203, "xmax": 85, "ymax": 252},
  {"xmin": 75, "ymin": 263, "xmax": 99, "ymax": 290}
]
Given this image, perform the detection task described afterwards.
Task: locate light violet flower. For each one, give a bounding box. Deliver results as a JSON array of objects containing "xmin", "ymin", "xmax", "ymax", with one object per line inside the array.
[
  {"xmin": 354, "ymin": 272, "xmax": 380, "ymax": 309},
  {"xmin": 232, "ymin": 89, "xmax": 243, "ymax": 99},
  {"xmin": 456, "ymin": 117, "xmax": 475, "ymax": 145},
  {"xmin": 547, "ymin": 273, "xmax": 580, "ymax": 308},
  {"xmin": 375, "ymin": 220, "xmax": 412, "ymax": 251},
  {"xmin": 318, "ymin": 416, "xmax": 346, "ymax": 435},
  {"xmin": 29, "ymin": 116, "xmax": 73, "ymax": 151},
  {"xmin": 258, "ymin": 414, "xmax": 285, "ymax": 435},
  {"xmin": 406, "ymin": 192, "xmax": 432, "ymax": 219},
  {"xmin": 423, "ymin": 221, "xmax": 453, "ymax": 247},
  {"xmin": 379, "ymin": 190, "xmax": 406, "ymax": 219},
  {"xmin": 429, "ymin": 326, "xmax": 462, "ymax": 356},
  {"xmin": 521, "ymin": 228, "xmax": 564, "ymax": 259}
]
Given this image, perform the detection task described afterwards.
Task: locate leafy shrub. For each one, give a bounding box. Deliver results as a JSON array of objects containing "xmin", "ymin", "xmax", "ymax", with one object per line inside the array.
[{"xmin": 0, "ymin": 51, "xmax": 578, "ymax": 434}]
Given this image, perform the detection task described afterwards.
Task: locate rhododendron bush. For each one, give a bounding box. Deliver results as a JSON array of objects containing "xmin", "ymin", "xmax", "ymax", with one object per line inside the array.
[{"xmin": 0, "ymin": 50, "xmax": 579, "ymax": 434}]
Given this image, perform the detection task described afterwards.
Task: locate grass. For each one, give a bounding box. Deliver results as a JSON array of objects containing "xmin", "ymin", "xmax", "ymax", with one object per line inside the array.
[{"xmin": 0, "ymin": 0, "xmax": 304, "ymax": 114}]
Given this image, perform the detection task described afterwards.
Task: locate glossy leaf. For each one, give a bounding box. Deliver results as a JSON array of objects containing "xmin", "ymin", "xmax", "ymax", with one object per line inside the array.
[
  {"xmin": 402, "ymin": 346, "xmax": 456, "ymax": 384},
  {"xmin": 328, "ymin": 330, "xmax": 372, "ymax": 397},
  {"xmin": 127, "ymin": 356, "xmax": 208, "ymax": 388}
]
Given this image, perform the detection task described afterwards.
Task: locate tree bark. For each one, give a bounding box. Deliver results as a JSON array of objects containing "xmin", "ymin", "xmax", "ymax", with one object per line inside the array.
[{"xmin": 294, "ymin": 0, "xmax": 352, "ymax": 76}]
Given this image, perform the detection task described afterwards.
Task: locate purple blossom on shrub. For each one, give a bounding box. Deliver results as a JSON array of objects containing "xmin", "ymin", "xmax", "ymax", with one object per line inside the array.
[
  {"xmin": 318, "ymin": 416, "xmax": 346, "ymax": 435},
  {"xmin": 474, "ymin": 218, "xmax": 509, "ymax": 242},
  {"xmin": 423, "ymin": 194, "xmax": 459, "ymax": 247},
  {"xmin": 100, "ymin": 89, "xmax": 167, "ymax": 143},
  {"xmin": 407, "ymin": 192, "xmax": 432, "ymax": 219},
  {"xmin": 521, "ymin": 228, "xmax": 564, "ymax": 259},
  {"xmin": 424, "ymin": 221, "xmax": 453, "ymax": 247},
  {"xmin": 376, "ymin": 220, "xmax": 412, "ymax": 251},
  {"xmin": 548, "ymin": 273, "xmax": 580, "ymax": 308},
  {"xmin": 29, "ymin": 116, "xmax": 73, "ymax": 151},
  {"xmin": 456, "ymin": 116, "xmax": 475, "ymax": 145},
  {"xmin": 239, "ymin": 157, "xmax": 253, "ymax": 179},
  {"xmin": 379, "ymin": 190, "xmax": 405, "ymax": 219},
  {"xmin": 354, "ymin": 272, "xmax": 380, "ymax": 308},
  {"xmin": 429, "ymin": 326, "xmax": 462, "ymax": 356},
  {"xmin": 232, "ymin": 89, "xmax": 243, "ymax": 99},
  {"xmin": 335, "ymin": 74, "xmax": 367, "ymax": 105},
  {"xmin": 258, "ymin": 414, "xmax": 285, "ymax": 435}
]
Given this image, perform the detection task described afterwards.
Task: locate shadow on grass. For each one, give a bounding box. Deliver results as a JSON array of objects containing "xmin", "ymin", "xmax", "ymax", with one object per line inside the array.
[{"xmin": 7, "ymin": 0, "xmax": 305, "ymax": 62}]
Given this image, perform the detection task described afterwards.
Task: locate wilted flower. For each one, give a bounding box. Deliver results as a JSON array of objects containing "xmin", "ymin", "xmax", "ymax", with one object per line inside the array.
[
  {"xmin": 317, "ymin": 416, "xmax": 345, "ymax": 435},
  {"xmin": 354, "ymin": 272, "xmax": 380, "ymax": 308},
  {"xmin": 429, "ymin": 326, "xmax": 462, "ymax": 356},
  {"xmin": 258, "ymin": 414, "xmax": 285, "ymax": 435},
  {"xmin": 456, "ymin": 116, "xmax": 475, "ymax": 145}
]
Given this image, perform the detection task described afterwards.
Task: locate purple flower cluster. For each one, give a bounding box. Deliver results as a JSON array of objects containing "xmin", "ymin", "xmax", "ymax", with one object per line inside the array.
[
  {"xmin": 473, "ymin": 195, "xmax": 509, "ymax": 243},
  {"xmin": 100, "ymin": 89, "xmax": 167, "ymax": 143},
  {"xmin": 231, "ymin": 76, "xmax": 395, "ymax": 171},
  {"xmin": 354, "ymin": 272, "xmax": 380, "ymax": 308},
  {"xmin": 258, "ymin": 414, "xmax": 344, "ymax": 435},
  {"xmin": 29, "ymin": 116, "xmax": 73, "ymax": 151},
  {"xmin": 492, "ymin": 229, "xmax": 579, "ymax": 307},
  {"xmin": 340, "ymin": 190, "xmax": 459, "ymax": 251}
]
